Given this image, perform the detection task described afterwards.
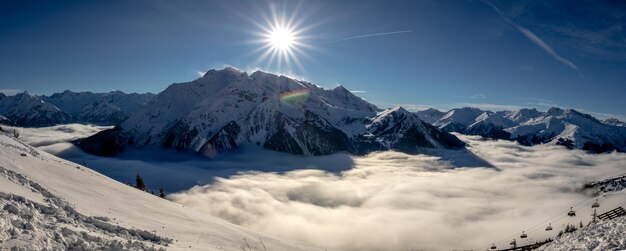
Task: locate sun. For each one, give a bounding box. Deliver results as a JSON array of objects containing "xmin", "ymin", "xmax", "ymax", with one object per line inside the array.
[
  {"xmin": 248, "ymin": 4, "xmax": 317, "ymax": 73},
  {"xmin": 268, "ymin": 27, "xmax": 295, "ymax": 51}
]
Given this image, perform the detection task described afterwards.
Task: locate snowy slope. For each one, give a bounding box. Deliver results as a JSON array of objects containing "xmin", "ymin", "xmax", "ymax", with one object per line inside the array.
[
  {"xmin": 0, "ymin": 133, "xmax": 324, "ymax": 250},
  {"xmin": 537, "ymin": 216, "xmax": 626, "ymax": 250},
  {"xmin": 114, "ymin": 68, "xmax": 462, "ymax": 156},
  {"xmin": 584, "ymin": 173, "xmax": 626, "ymax": 195},
  {"xmin": 469, "ymin": 111, "xmax": 516, "ymax": 129}
]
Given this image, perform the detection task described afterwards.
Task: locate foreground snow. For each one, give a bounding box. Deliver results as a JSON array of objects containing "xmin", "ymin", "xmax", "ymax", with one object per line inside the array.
[
  {"xmin": 538, "ymin": 216, "xmax": 626, "ymax": 250},
  {"xmin": 0, "ymin": 133, "xmax": 323, "ymax": 250}
]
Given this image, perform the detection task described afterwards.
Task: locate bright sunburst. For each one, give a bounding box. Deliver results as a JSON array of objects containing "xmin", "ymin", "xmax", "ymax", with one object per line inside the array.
[
  {"xmin": 268, "ymin": 27, "xmax": 295, "ymax": 51},
  {"xmin": 249, "ymin": 4, "xmax": 315, "ymax": 73}
]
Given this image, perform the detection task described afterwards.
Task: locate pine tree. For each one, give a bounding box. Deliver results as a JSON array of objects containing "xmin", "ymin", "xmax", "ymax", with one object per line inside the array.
[
  {"xmin": 135, "ymin": 174, "xmax": 146, "ymax": 191},
  {"xmin": 159, "ymin": 187, "xmax": 166, "ymax": 198}
]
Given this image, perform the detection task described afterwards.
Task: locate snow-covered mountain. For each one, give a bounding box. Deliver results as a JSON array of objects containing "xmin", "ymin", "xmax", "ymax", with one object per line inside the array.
[
  {"xmin": 0, "ymin": 133, "xmax": 323, "ymax": 250},
  {"xmin": 434, "ymin": 107, "xmax": 485, "ymax": 132},
  {"xmin": 415, "ymin": 108, "xmax": 445, "ymax": 124},
  {"xmin": 428, "ymin": 106, "xmax": 626, "ymax": 153},
  {"xmin": 0, "ymin": 92, "xmax": 72, "ymax": 127},
  {"xmin": 42, "ymin": 90, "xmax": 155, "ymax": 125},
  {"xmin": 0, "ymin": 91, "xmax": 155, "ymax": 127},
  {"xmin": 81, "ymin": 68, "xmax": 464, "ymax": 156},
  {"xmin": 504, "ymin": 108, "xmax": 543, "ymax": 123},
  {"xmin": 603, "ymin": 118, "xmax": 626, "ymax": 127},
  {"xmin": 507, "ymin": 108, "xmax": 626, "ymax": 153}
]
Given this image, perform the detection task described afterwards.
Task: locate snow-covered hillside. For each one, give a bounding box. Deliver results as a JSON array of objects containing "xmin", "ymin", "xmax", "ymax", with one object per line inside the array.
[
  {"xmin": 0, "ymin": 133, "xmax": 324, "ymax": 250},
  {"xmin": 427, "ymin": 106, "xmax": 626, "ymax": 153},
  {"xmin": 102, "ymin": 67, "xmax": 464, "ymax": 156},
  {"xmin": 537, "ymin": 216, "xmax": 626, "ymax": 250}
]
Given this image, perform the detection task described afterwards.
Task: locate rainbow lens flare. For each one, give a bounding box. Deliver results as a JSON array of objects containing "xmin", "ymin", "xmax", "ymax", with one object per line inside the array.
[{"xmin": 279, "ymin": 89, "xmax": 310, "ymax": 106}]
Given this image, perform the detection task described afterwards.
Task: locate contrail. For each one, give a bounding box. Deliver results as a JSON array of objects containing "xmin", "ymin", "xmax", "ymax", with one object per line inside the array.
[
  {"xmin": 483, "ymin": 0, "xmax": 578, "ymax": 70},
  {"xmin": 332, "ymin": 30, "xmax": 411, "ymax": 43}
]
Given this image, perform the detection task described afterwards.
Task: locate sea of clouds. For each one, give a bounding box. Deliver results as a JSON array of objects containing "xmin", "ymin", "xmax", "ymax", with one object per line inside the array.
[{"xmin": 12, "ymin": 124, "xmax": 626, "ymax": 251}]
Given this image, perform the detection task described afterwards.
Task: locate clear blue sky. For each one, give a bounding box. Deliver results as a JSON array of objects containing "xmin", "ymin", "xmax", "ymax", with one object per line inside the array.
[{"xmin": 1, "ymin": 0, "xmax": 625, "ymax": 119}]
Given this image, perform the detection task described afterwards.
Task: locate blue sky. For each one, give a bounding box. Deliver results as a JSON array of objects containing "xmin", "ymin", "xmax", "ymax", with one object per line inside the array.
[{"xmin": 1, "ymin": 0, "xmax": 625, "ymax": 119}]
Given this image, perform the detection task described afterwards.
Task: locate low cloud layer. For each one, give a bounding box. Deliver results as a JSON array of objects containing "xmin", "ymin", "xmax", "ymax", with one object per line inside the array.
[
  {"xmin": 13, "ymin": 124, "xmax": 355, "ymax": 192},
  {"xmin": 13, "ymin": 124, "xmax": 626, "ymax": 251},
  {"xmin": 169, "ymin": 136, "xmax": 626, "ymax": 251}
]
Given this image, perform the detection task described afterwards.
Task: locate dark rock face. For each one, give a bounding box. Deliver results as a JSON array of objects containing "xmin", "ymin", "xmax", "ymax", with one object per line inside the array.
[
  {"xmin": 422, "ymin": 123, "xmax": 466, "ymax": 149},
  {"xmin": 162, "ymin": 119, "xmax": 199, "ymax": 150},
  {"xmin": 582, "ymin": 142, "xmax": 619, "ymax": 154},
  {"xmin": 73, "ymin": 127, "xmax": 125, "ymax": 157},
  {"xmin": 463, "ymin": 124, "xmax": 511, "ymax": 140},
  {"xmin": 200, "ymin": 121, "xmax": 241, "ymax": 153},
  {"xmin": 513, "ymin": 134, "xmax": 554, "ymax": 146},
  {"xmin": 439, "ymin": 122, "xmax": 467, "ymax": 133},
  {"xmin": 556, "ymin": 138, "xmax": 575, "ymax": 149}
]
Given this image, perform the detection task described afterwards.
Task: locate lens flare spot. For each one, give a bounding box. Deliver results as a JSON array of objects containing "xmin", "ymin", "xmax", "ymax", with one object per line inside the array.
[{"xmin": 279, "ymin": 89, "xmax": 310, "ymax": 106}]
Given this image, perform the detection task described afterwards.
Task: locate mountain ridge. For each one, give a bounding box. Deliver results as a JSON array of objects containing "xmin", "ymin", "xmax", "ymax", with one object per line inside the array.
[
  {"xmin": 0, "ymin": 91, "xmax": 155, "ymax": 127},
  {"xmin": 416, "ymin": 106, "xmax": 626, "ymax": 153},
  {"xmin": 83, "ymin": 68, "xmax": 465, "ymax": 156}
]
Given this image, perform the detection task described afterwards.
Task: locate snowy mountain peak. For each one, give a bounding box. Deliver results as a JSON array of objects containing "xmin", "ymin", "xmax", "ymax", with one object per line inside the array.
[
  {"xmin": 386, "ymin": 106, "xmax": 411, "ymax": 115},
  {"xmin": 331, "ymin": 85, "xmax": 350, "ymax": 93},
  {"xmin": 415, "ymin": 108, "xmax": 445, "ymax": 124},
  {"xmin": 197, "ymin": 67, "xmax": 248, "ymax": 87},
  {"xmin": 546, "ymin": 107, "xmax": 565, "ymax": 116},
  {"xmin": 435, "ymin": 107, "xmax": 485, "ymax": 130},
  {"xmin": 505, "ymin": 108, "xmax": 542, "ymax": 123}
]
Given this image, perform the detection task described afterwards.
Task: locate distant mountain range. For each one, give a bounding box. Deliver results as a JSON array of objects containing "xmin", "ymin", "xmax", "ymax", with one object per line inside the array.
[
  {"xmin": 2, "ymin": 67, "xmax": 625, "ymax": 155},
  {"xmin": 417, "ymin": 106, "xmax": 626, "ymax": 153},
  {"xmin": 0, "ymin": 91, "xmax": 155, "ymax": 127}
]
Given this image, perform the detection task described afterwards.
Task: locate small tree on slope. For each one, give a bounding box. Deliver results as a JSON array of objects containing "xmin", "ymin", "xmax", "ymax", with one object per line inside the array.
[
  {"xmin": 159, "ymin": 187, "xmax": 166, "ymax": 198},
  {"xmin": 135, "ymin": 174, "xmax": 147, "ymax": 191}
]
